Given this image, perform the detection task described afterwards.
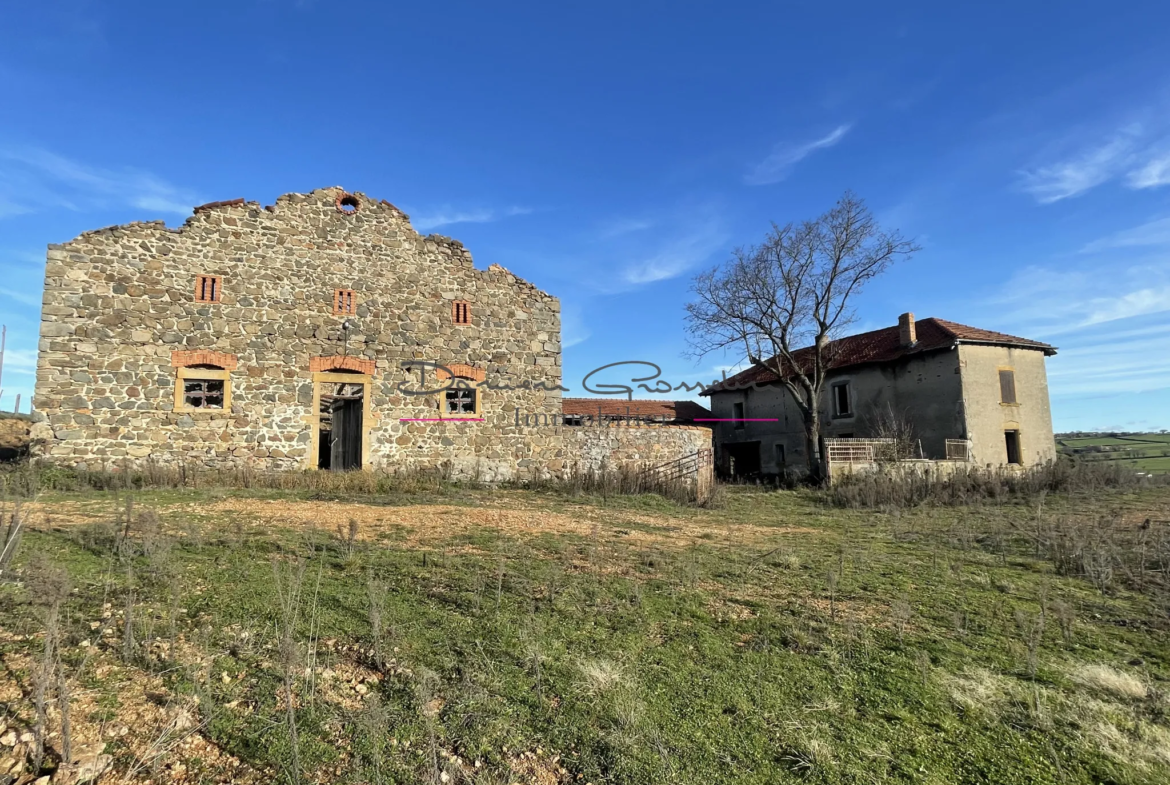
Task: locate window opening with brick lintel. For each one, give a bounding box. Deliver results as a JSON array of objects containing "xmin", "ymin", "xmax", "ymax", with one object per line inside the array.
[
  {"xmin": 194, "ymin": 274, "xmax": 222, "ymax": 303},
  {"xmin": 452, "ymin": 300, "xmax": 471, "ymax": 325},
  {"xmin": 171, "ymin": 351, "xmax": 236, "ymax": 412},
  {"xmin": 435, "ymin": 363, "xmax": 484, "ymax": 418},
  {"xmin": 334, "ymin": 288, "xmax": 357, "ymax": 316}
]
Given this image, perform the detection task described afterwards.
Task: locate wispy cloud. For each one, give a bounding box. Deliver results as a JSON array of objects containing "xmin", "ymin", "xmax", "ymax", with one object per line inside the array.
[
  {"xmin": 0, "ymin": 348, "xmax": 37, "ymax": 376},
  {"xmin": 0, "ymin": 287, "xmax": 41, "ymax": 307},
  {"xmin": 408, "ymin": 205, "xmax": 533, "ymax": 232},
  {"xmin": 744, "ymin": 124, "xmax": 852, "ymax": 186},
  {"xmin": 1019, "ymin": 124, "xmax": 1143, "ymax": 203},
  {"xmin": 598, "ymin": 217, "xmax": 653, "ymax": 239},
  {"xmin": 1127, "ymin": 149, "xmax": 1170, "ymax": 190},
  {"xmin": 0, "ymin": 146, "xmax": 203, "ymax": 218},
  {"xmin": 1019, "ymin": 117, "xmax": 1170, "ymax": 203},
  {"xmin": 971, "ymin": 256, "xmax": 1170, "ymax": 397},
  {"xmin": 561, "ymin": 304, "xmax": 591, "ymax": 349},
  {"xmin": 1081, "ymin": 216, "xmax": 1170, "ymax": 253},
  {"xmin": 620, "ymin": 223, "xmax": 729, "ymax": 285}
]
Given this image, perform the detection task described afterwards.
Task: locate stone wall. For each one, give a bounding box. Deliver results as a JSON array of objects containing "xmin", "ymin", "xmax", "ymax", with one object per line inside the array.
[
  {"xmin": 30, "ymin": 186, "xmax": 708, "ymax": 482},
  {"xmin": 31, "ymin": 187, "xmax": 565, "ymax": 475},
  {"xmin": 562, "ymin": 423, "xmax": 712, "ymax": 473}
]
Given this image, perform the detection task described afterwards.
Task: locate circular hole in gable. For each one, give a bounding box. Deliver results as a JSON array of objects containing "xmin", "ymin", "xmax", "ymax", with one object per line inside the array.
[{"xmin": 337, "ymin": 194, "xmax": 360, "ymax": 214}]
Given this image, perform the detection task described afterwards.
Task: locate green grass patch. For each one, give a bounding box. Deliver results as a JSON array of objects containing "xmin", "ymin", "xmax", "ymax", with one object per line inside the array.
[{"xmin": 2, "ymin": 485, "xmax": 1169, "ymax": 783}]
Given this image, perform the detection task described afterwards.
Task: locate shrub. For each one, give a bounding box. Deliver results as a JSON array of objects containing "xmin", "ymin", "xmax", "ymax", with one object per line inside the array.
[{"xmin": 826, "ymin": 459, "xmax": 1164, "ymax": 509}]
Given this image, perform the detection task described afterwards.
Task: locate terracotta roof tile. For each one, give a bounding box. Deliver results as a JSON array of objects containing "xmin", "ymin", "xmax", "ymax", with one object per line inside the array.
[{"xmin": 703, "ymin": 317, "xmax": 1056, "ymax": 395}]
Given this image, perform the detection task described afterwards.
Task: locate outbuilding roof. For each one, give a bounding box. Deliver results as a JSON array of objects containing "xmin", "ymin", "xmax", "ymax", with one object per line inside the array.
[{"xmin": 561, "ymin": 398, "xmax": 713, "ymax": 421}]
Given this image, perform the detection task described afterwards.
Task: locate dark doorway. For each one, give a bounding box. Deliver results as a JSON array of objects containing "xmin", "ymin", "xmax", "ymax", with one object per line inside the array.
[
  {"xmin": 1005, "ymin": 430, "xmax": 1021, "ymax": 465},
  {"xmin": 721, "ymin": 441, "xmax": 762, "ymax": 479},
  {"xmin": 318, "ymin": 380, "xmax": 365, "ymax": 471}
]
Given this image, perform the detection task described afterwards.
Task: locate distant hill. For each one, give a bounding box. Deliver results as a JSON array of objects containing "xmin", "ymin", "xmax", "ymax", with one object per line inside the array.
[{"xmin": 1056, "ymin": 432, "xmax": 1170, "ymax": 474}]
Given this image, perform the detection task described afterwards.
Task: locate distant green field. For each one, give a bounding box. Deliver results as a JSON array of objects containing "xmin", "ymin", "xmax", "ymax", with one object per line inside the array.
[{"xmin": 1056, "ymin": 432, "xmax": 1170, "ymax": 474}]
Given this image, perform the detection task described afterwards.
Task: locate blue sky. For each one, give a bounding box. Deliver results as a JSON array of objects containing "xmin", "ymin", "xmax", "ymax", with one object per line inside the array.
[{"xmin": 2, "ymin": 1, "xmax": 1170, "ymax": 432}]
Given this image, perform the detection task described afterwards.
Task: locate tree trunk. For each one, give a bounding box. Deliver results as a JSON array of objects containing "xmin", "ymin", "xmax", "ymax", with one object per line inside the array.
[{"xmin": 804, "ymin": 406, "xmax": 823, "ymax": 482}]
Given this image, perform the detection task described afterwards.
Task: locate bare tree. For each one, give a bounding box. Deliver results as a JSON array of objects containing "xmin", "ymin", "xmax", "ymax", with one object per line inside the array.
[
  {"xmin": 686, "ymin": 192, "xmax": 918, "ymax": 478},
  {"xmin": 868, "ymin": 403, "xmax": 919, "ymax": 461}
]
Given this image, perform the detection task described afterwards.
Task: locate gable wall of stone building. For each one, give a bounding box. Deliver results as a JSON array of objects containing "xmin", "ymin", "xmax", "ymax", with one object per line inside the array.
[{"xmin": 31, "ymin": 187, "xmax": 566, "ymax": 476}]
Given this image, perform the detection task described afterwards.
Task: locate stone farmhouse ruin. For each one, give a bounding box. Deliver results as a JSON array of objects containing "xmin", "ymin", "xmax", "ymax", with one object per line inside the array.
[
  {"xmin": 31, "ymin": 187, "xmax": 710, "ymax": 480},
  {"xmin": 704, "ymin": 313, "xmax": 1058, "ymax": 479}
]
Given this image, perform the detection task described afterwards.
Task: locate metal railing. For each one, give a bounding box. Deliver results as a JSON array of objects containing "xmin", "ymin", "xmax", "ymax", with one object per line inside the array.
[
  {"xmin": 823, "ymin": 438, "xmax": 894, "ymax": 464},
  {"xmin": 945, "ymin": 439, "xmax": 971, "ymax": 461},
  {"xmin": 641, "ymin": 448, "xmax": 715, "ymax": 501}
]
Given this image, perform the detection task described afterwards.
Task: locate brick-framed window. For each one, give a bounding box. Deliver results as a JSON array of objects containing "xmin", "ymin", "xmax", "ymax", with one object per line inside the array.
[
  {"xmin": 174, "ymin": 365, "xmax": 231, "ymax": 412},
  {"xmin": 434, "ymin": 364, "xmax": 484, "ymax": 419},
  {"xmin": 445, "ymin": 385, "xmax": 478, "ymax": 416},
  {"xmin": 194, "ymin": 274, "xmax": 222, "ymax": 303},
  {"xmin": 171, "ymin": 351, "xmax": 237, "ymax": 412},
  {"xmin": 452, "ymin": 300, "xmax": 471, "ymax": 325},
  {"xmin": 334, "ymin": 289, "xmax": 357, "ymax": 316}
]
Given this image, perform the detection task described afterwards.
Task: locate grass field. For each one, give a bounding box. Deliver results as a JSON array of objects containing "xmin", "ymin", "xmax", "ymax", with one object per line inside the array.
[
  {"xmin": 1057, "ymin": 432, "xmax": 1170, "ymax": 475},
  {"xmin": 2, "ymin": 482, "xmax": 1169, "ymax": 784}
]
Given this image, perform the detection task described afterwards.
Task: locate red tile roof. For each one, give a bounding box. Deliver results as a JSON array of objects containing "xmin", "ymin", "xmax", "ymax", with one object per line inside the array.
[
  {"xmin": 702, "ymin": 318, "xmax": 1056, "ymax": 395},
  {"xmin": 562, "ymin": 398, "xmax": 712, "ymax": 422}
]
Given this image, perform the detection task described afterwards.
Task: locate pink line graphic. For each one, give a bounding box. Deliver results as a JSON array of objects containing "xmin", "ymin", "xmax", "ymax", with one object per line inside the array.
[
  {"xmin": 399, "ymin": 418, "xmax": 484, "ymax": 422},
  {"xmin": 694, "ymin": 418, "xmax": 779, "ymax": 422}
]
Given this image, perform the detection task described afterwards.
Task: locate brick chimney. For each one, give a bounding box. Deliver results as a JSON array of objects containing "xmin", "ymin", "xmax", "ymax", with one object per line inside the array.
[{"xmin": 898, "ymin": 312, "xmax": 917, "ymax": 347}]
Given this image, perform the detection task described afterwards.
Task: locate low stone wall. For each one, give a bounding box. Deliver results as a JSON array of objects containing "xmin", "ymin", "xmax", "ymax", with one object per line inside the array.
[
  {"xmin": 330, "ymin": 423, "xmax": 711, "ymax": 482},
  {"xmin": 827, "ymin": 458, "xmax": 971, "ymax": 483},
  {"xmin": 27, "ymin": 415, "xmax": 710, "ymax": 484},
  {"xmin": 562, "ymin": 423, "xmax": 712, "ymax": 474}
]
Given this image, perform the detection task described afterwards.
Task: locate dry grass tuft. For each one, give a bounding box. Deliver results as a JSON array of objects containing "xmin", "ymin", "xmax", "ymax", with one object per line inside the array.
[
  {"xmin": 1070, "ymin": 664, "xmax": 1148, "ymax": 700},
  {"xmin": 1082, "ymin": 705, "xmax": 1170, "ymax": 768},
  {"xmin": 939, "ymin": 667, "xmax": 1015, "ymax": 718},
  {"xmin": 577, "ymin": 659, "xmax": 626, "ymax": 698}
]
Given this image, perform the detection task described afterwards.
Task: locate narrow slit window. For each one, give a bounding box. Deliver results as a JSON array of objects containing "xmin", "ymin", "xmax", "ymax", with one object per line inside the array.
[
  {"xmin": 999, "ymin": 369, "xmax": 1017, "ymax": 404},
  {"xmin": 733, "ymin": 401, "xmax": 745, "ymax": 430},
  {"xmin": 833, "ymin": 382, "xmax": 852, "ymax": 417},
  {"xmin": 452, "ymin": 300, "xmax": 471, "ymax": 324},
  {"xmin": 194, "ymin": 275, "xmax": 222, "ymax": 303},
  {"xmin": 334, "ymin": 289, "xmax": 357, "ymax": 316}
]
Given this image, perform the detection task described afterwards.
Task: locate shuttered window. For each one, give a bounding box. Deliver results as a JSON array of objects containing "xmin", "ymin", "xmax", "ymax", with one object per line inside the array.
[{"xmin": 999, "ymin": 369, "xmax": 1017, "ymax": 404}]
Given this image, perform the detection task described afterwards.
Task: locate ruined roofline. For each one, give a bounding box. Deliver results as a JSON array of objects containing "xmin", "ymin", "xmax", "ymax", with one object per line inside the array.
[
  {"xmin": 55, "ymin": 186, "xmax": 411, "ymax": 245},
  {"xmin": 45, "ymin": 186, "xmax": 558, "ymax": 302}
]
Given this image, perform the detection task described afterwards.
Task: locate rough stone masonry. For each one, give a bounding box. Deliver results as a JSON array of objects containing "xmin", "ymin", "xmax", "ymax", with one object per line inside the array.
[{"xmin": 31, "ymin": 186, "xmax": 710, "ymax": 479}]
